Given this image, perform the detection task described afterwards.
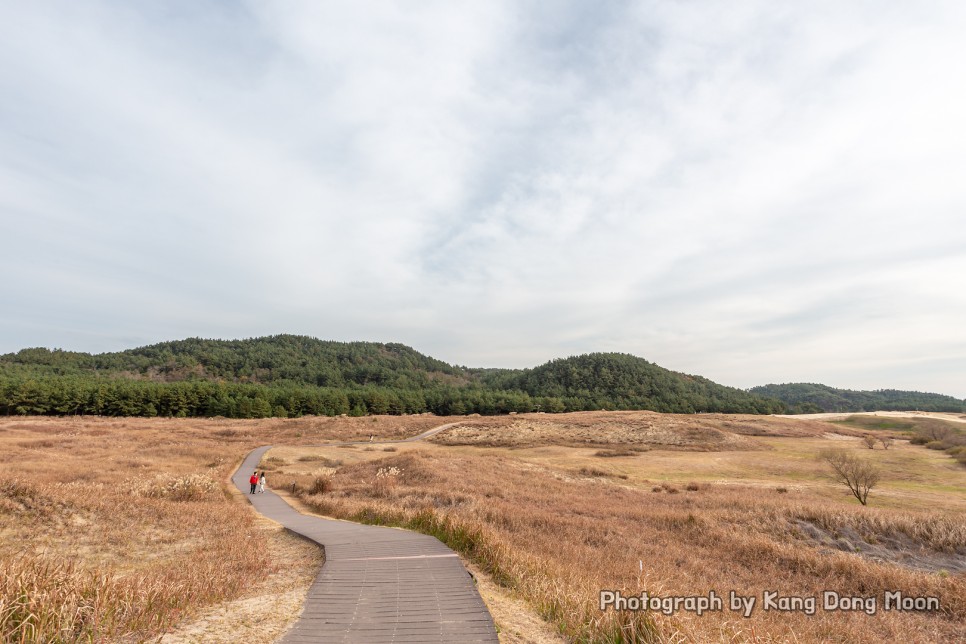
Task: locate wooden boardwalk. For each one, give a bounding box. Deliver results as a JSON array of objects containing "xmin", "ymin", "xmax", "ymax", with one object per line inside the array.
[{"xmin": 233, "ymin": 444, "xmax": 498, "ymax": 643}]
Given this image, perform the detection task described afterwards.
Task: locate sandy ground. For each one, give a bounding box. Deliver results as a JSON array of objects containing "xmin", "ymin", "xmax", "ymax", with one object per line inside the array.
[
  {"xmin": 777, "ymin": 410, "xmax": 966, "ymax": 424},
  {"xmin": 426, "ymin": 411, "xmax": 840, "ymax": 451}
]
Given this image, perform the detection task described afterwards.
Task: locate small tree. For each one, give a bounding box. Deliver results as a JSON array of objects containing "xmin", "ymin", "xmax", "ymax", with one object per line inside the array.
[
  {"xmin": 819, "ymin": 448, "xmax": 881, "ymax": 506},
  {"xmin": 879, "ymin": 436, "xmax": 894, "ymax": 450},
  {"xmin": 862, "ymin": 435, "xmax": 878, "ymax": 449},
  {"xmin": 917, "ymin": 423, "xmax": 953, "ymax": 443}
]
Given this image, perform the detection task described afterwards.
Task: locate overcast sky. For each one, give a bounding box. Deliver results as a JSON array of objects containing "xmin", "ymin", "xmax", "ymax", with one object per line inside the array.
[{"xmin": 2, "ymin": 1, "xmax": 965, "ymax": 397}]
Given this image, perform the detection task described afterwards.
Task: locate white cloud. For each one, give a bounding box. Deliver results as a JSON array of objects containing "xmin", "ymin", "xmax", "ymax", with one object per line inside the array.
[{"xmin": 1, "ymin": 1, "xmax": 964, "ymax": 397}]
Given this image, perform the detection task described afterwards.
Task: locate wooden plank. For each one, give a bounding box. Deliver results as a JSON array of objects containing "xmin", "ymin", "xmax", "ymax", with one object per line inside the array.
[{"xmin": 234, "ymin": 445, "xmax": 499, "ymax": 643}]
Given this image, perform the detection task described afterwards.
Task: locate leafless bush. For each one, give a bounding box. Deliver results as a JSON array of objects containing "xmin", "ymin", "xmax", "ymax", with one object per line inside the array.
[
  {"xmin": 819, "ymin": 448, "xmax": 881, "ymax": 506},
  {"xmin": 862, "ymin": 435, "xmax": 878, "ymax": 449},
  {"xmin": 128, "ymin": 473, "xmax": 218, "ymax": 502},
  {"xmin": 308, "ymin": 476, "xmax": 332, "ymax": 496},
  {"xmin": 916, "ymin": 423, "xmax": 953, "ymax": 443},
  {"xmin": 879, "ymin": 436, "xmax": 894, "ymax": 450},
  {"xmin": 594, "ymin": 448, "xmax": 637, "ymax": 458},
  {"xmin": 297, "ymin": 455, "xmax": 342, "ymax": 467},
  {"xmin": 373, "ymin": 466, "xmax": 402, "ymax": 497}
]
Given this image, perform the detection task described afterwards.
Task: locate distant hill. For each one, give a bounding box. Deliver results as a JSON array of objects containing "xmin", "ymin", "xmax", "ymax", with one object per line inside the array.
[
  {"xmin": 479, "ymin": 353, "xmax": 783, "ymax": 414},
  {"xmin": 1, "ymin": 335, "xmax": 469, "ymax": 388},
  {"xmin": 0, "ymin": 335, "xmax": 783, "ymax": 418},
  {"xmin": 749, "ymin": 383, "xmax": 965, "ymax": 414}
]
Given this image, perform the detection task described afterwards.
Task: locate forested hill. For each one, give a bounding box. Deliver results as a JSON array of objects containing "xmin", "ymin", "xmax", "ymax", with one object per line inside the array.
[
  {"xmin": 1, "ymin": 336, "xmax": 469, "ymax": 389},
  {"xmin": 0, "ymin": 335, "xmax": 784, "ymax": 417},
  {"xmin": 478, "ymin": 353, "xmax": 783, "ymax": 414},
  {"xmin": 750, "ymin": 383, "xmax": 965, "ymax": 414}
]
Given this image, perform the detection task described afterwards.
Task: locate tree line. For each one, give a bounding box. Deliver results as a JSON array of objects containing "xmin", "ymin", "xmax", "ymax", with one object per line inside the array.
[
  {"xmin": 1, "ymin": 336, "xmax": 787, "ymax": 418},
  {"xmin": 0, "ymin": 373, "xmax": 783, "ymax": 419},
  {"xmin": 750, "ymin": 383, "xmax": 965, "ymax": 414},
  {"xmin": 0, "ymin": 376, "xmax": 564, "ymax": 418}
]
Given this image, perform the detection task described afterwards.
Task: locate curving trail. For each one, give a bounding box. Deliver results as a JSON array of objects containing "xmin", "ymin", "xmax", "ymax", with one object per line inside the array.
[{"xmin": 233, "ymin": 425, "xmax": 498, "ymax": 643}]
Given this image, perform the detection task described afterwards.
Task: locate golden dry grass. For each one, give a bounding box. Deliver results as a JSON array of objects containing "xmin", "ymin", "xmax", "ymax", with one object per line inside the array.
[
  {"xmin": 0, "ymin": 416, "xmax": 324, "ymax": 642},
  {"xmin": 269, "ymin": 411, "xmax": 966, "ymax": 643},
  {"xmin": 159, "ymin": 516, "xmax": 323, "ymax": 644},
  {"xmin": 3, "ymin": 411, "xmax": 965, "ymax": 643},
  {"xmin": 0, "ymin": 413, "xmax": 475, "ymax": 642}
]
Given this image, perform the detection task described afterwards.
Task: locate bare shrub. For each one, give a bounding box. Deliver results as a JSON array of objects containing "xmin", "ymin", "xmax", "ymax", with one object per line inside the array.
[
  {"xmin": 918, "ymin": 422, "xmax": 954, "ymax": 442},
  {"xmin": 18, "ymin": 440, "xmax": 57, "ymax": 449},
  {"xmin": 575, "ymin": 467, "xmax": 627, "ymax": 479},
  {"xmin": 776, "ymin": 487, "xmax": 788, "ymax": 494},
  {"xmin": 308, "ymin": 476, "xmax": 332, "ymax": 496},
  {"xmin": 383, "ymin": 446, "xmax": 398, "ymax": 452},
  {"xmin": 862, "ymin": 435, "xmax": 878, "ymax": 449},
  {"xmin": 818, "ymin": 449, "xmax": 881, "ymax": 506},
  {"xmin": 128, "ymin": 473, "xmax": 218, "ymax": 502},
  {"xmin": 297, "ymin": 455, "xmax": 342, "ymax": 467},
  {"xmin": 594, "ymin": 448, "xmax": 637, "ymax": 458},
  {"xmin": 373, "ymin": 466, "xmax": 401, "ymax": 497},
  {"xmin": 879, "ymin": 436, "xmax": 894, "ymax": 450}
]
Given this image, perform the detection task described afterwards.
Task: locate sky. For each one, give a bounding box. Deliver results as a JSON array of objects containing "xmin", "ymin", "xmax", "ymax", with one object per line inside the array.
[{"xmin": 1, "ymin": 1, "xmax": 965, "ymax": 397}]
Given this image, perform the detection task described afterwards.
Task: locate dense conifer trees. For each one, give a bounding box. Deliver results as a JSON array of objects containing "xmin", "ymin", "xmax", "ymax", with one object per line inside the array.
[{"xmin": 0, "ymin": 335, "xmax": 801, "ymax": 418}]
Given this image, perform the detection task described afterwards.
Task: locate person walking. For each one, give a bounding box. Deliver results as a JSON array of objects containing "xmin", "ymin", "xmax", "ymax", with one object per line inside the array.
[
  {"xmin": 249, "ymin": 471, "xmax": 258, "ymax": 494},
  {"xmin": 258, "ymin": 471, "xmax": 266, "ymax": 494}
]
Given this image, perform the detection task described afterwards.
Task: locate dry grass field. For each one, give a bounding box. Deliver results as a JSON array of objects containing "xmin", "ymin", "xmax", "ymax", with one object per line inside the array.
[
  {"xmin": 2, "ymin": 411, "xmax": 965, "ymax": 643},
  {"xmin": 0, "ymin": 414, "xmax": 430, "ymax": 642},
  {"xmin": 268, "ymin": 411, "xmax": 966, "ymax": 643}
]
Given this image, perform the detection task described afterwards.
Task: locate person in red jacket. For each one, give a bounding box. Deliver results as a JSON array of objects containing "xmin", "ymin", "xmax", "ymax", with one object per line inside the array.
[{"xmin": 249, "ymin": 471, "xmax": 258, "ymax": 494}]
